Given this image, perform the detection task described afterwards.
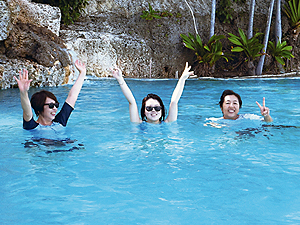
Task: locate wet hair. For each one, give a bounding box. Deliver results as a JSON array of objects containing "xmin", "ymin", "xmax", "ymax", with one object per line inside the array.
[
  {"xmin": 30, "ymin": 90, "xmax": 58, "ymax": 116},
  {"xmin": 141, "ymin": 93, "xmax": 166, "ymax": 122},
  {"xmin": 219, "ymin": 90, "xmax": 242, "ymax": 109}
]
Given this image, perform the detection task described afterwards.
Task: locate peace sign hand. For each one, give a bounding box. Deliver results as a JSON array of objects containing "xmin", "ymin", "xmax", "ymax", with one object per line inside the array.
[
  {"xmin": 256, "ymin": 97, "xmax": 273, "ymax": 122},
  {"xmin": 181, "ymin": 62, "xmax": 195, "ymax": 80}
]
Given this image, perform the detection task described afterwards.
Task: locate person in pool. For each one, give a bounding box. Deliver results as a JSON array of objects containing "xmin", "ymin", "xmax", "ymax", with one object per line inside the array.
[
  {"xmin": 219, "ymin": 89, "xmax": 273, "ymax": 122},
  {"xmin": 14, "ymin": 59, "xmax": 86, "ymax": 130},
  {"xmin": 111, "ymin": 62, "xmax": 194, "ymax": 124}
]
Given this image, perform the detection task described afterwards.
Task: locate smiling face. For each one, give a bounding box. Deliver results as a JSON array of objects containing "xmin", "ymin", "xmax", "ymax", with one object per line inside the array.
[
  {"xmin": 144, "ymin": 98, "xmax": 162, "ymax": 123},
  {"xmin": 38, "ymin": 97, "xmax": 58, "ymax": 123},
  {"xmin": 221, "ymin": 95, "xmax": 240, "ymax": 120}
]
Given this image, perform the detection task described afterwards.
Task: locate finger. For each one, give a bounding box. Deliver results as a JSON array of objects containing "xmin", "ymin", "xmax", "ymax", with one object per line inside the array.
[
  {"xmin": 263, "ymin": 97, "xmax": 265, "ymax": 107},
  {"xmin": 25, "ymin": 69, "xmax": 28, "ymax": 80},
  {"xmin": 256, "ymin": 101, "xmax": 262, "ymax": 108},
  {"xmin": 13, "ymin": 76, "xmax": 19, "ymax": 82},
  {"xmin": 185, "ymin": 62, "xmax": 188, "ymax": 69}
]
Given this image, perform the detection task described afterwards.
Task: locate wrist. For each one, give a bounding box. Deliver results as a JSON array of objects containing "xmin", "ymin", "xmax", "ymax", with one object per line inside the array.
[{"xmin": 118, "ymin": 78, "xmax": 125, "ymax": 85}]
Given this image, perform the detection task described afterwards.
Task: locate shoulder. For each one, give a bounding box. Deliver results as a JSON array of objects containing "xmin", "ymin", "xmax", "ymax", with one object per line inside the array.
[{"xmin": 23, "ymin": 117, "xmax": 39, "ymax": 130}]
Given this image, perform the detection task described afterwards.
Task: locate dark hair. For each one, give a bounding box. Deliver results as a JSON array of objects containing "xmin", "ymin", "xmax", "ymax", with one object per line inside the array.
[
  {"xmin": 30, "ymin": 90, "xmax": 58, "ymax": 116},
  {"xmin": 141, "ymin": 93, "xmax": 166, "ymax": 122},
  {"xmin": 219, "ymin": 90, "xmax": 242, "ymax": 109}
]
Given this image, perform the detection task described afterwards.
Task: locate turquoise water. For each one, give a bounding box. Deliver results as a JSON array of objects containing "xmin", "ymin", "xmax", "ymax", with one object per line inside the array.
[{"xmin": 1, "ymin": 77, "xmax": 300, "ymax": 224}]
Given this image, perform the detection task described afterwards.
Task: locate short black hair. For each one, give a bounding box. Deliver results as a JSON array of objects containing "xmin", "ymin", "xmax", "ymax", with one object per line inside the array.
[
  {"xmin": 30, "ymin": 90, "xmax": 58, "ymax": 116},
  {"xmin": 219, "ymin": 90, "xmax": 242, "ymax": 109}
]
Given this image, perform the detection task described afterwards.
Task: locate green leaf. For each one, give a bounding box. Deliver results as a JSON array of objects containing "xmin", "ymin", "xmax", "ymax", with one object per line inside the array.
[{"xmin": 231, "ymin": 46, "xmax": 244, "ymax": 52}]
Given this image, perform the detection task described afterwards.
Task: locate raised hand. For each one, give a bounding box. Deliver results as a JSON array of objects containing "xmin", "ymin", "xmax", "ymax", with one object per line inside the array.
[
  {"xmin": 75, "ymin": 59, "xmax": 86, "ymax": 74},
  {"xmin": 256, "ymin": 97, "xmax": 273, "ymax": 122},
  {"xmin": 181, "ymin": 62, "xmax": 195, "ymax": 80},
  {"xmin": 111, "ymin": 66, "xmax": 122, "ymax": 80},
  {"xmin": 14, "ymin": 69, "xmax": 32, "ymax": 93}
]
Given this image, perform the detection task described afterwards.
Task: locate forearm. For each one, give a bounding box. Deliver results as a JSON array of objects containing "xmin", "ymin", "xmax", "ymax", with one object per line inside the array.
[
  {"xmin": 170, "ymin": 77, "xmax": 186, "ymax": 104},
  {"xmin": 117, "ymin": 77, "xmax": 137, "ymax": 105},
  {"xmin": 264, "ymin": 115, "xmax": 273, "ymax": 123},
  {"xmin": 20, "ymin": 91, "xmax": 33, "ymax": 121},
  {"xmin": 66, "ymin": 72, "xmax": 86, "ymax": 108},
  {"xmin": 116, "ymin": 77, "xmax": 141, "ymax": 123}
]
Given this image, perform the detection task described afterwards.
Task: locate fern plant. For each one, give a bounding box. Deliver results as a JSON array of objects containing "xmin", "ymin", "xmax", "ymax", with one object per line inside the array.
[{"xmin": 268, "ymin": 40, "xmax": 294, "ymax": 65}]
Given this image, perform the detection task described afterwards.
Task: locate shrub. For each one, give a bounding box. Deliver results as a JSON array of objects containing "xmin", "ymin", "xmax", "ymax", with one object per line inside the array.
[{"xmin": 32, "ymin": 0, "xmax": 89, "ymax": 25}]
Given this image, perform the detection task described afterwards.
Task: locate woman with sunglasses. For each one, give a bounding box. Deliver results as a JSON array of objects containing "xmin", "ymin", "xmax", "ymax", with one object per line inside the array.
[
  {"xmin": 14, "ymin": 59, "xmax": 86, "ymax": 130},
  {"xmin": 111, "ymin": 62, "xmax": 194, "ymax": 124}
]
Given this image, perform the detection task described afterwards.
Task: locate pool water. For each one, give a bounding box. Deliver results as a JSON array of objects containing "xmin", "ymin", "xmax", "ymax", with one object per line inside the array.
[{"xmin": 1, "ymin": 77, "xmax": 300, "ymax": 224}]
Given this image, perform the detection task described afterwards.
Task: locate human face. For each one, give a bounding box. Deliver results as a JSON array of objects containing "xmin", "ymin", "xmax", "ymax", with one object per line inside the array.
[
  {"xmin": 221, "ymin": 95, "xmax": 240, "ymax": 120},
  {"xmin": 144, "ymin": 98, "xmax": 162, "ymax": 123},
  {"xmin": 39, "ymin": 97, "xmax": 58, "ymax": 122}
]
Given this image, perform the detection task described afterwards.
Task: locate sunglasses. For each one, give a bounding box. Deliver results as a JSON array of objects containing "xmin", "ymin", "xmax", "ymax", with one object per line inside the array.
[
  {"xmin": 44, "ymin": 102, "xmax": 59, "ymax": 109},
  {"xmin": 145, "ymin": 106, "xmax": 162, "ymax": 112}
]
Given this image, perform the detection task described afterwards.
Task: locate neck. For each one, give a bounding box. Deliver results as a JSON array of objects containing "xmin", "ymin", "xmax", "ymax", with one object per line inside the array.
[
  {"xmin": 146, "ymin": 119, "xmax": 161, "ymax": 124},
  {"xmin": 37, "ymin": 116, "xmax": 53, "ymax": 126}
]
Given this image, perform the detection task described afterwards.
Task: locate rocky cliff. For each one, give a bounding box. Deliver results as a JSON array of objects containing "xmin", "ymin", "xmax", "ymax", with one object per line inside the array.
[{"xmin": 0, "ymin": 0, "xmax": 296, "ymax": 89}]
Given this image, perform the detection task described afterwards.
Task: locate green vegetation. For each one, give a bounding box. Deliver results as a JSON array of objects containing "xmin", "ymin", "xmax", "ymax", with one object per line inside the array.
[
  {"xmin": 284, "ymin": 0, "xmax": 300, "ymax": 29},
  {"xmin": 32, "ymin": 0, "xmax": 88, "ymax": 25},
  {"xmin": 228, "ymin": 28, "xmax": 264, "ymax": 62},
  {"xmin": 228, "ymin": 28, "xmax": 264, "ymax": 75},
  {"xmin": 180, "ymin": 33, "xmax": 229, "ymax": 73},
  {"xmin": 140, "ymin": 3, "xmax": 180, "ymax": 21},
  {"xmin": 216, "ymin": 0, "xmax": 246, "ymax": 24},
  {"xmin": 140, "ymin": 3, "xmax": 161, "ymax": 20},
  {"xmin": 268, "ymin": 40, "xmax": 294, "ymax": 65}
]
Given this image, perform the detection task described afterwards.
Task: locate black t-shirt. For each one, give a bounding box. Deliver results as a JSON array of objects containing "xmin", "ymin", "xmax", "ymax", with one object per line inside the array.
[{"xmin": 23, "ymin": 102, "xmax": 74, "ymax": 130}]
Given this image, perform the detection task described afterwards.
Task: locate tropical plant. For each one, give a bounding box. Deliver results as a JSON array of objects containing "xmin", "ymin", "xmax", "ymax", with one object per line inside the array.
[
  {"xmin": 32, "ymin": 0, "xmax": 89, "ymax": 25},
  {"xmin": 284, "ymin": 0, "xmax": 300, "ymax": 29},
  {"xmin": 268, "ymin": 40, "xmax": 294, "ymax": 65},
  {"xmin": 228, "ymin": 28, "xmax": 264, "ymax": 75},
  {"xmin": 140, "ymin": 3, "xmax": 161, "ymax": 20},
  {"xmin": 203, "ymin": 35, "xmax": 231, "ymax": 67},
  {"xmin": 180, "ymin": 33, "xmax": 230, "ymax": 75}
]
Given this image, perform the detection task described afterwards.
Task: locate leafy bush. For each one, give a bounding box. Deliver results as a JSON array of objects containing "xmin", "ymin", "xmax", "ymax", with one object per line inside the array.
[
  {"xmin": 228, "ymin": 28, "xmax": 264, "ymax": 61},
  {"xmin": 268, "ymin": 40, "xmax": 294, "ymax": 65},
  {"xmin": 284, "ymin": 0, "xmax": 300, "ymax": 28},
  {"xmin": 180, "ymin": 33, "xmax": 230, "ymax": 75},
  {"xmin": 32, "ymin": 0, "xmax": 89, "ymax": 25}
]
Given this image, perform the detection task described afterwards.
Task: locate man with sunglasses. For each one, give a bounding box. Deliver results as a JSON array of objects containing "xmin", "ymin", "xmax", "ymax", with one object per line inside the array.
[{"xmin": 14, "ymin": 60, "xmax": 86, "ymax": 130}]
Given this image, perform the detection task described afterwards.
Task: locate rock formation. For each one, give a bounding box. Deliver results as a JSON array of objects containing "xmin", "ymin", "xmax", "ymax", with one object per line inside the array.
[
  {"xmin": 0, "ymin": 0, "xmax": 298, "ymax": 89},
  {"xmin": 0, "ymin": 0, "xmax": 74, "ymax": 89}
]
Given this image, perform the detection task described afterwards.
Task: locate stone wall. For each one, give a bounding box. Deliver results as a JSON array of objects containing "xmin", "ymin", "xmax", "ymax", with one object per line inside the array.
[{"xmin": 0, "ymin": 0, "xmax": 297, "ymax": 89}]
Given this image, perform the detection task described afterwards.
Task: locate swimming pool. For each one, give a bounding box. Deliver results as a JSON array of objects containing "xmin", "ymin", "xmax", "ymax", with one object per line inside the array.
[{"xmin": 1, "ymin": 77, "xmax": 300, "ymax": 224}]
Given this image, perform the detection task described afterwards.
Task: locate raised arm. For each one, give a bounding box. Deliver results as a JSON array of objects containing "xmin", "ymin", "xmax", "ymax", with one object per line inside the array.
[
  {"xmin": 65, "ymin": 59, "xmax": 86, "ymax": 108},
  {"xmin": 165, "ymin": 62, "xmax": 194, "ymax": 123},
  {"xmin": 111, "ymin": 66, "xmax": 141, "ymax": 123},
  {"xmin": 256, "ymin": 97, "xmax": 273, "ymax": 123},
  {"xmin": 14, "ymin": 69, "xmax": 33, "ymax": 122}
]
